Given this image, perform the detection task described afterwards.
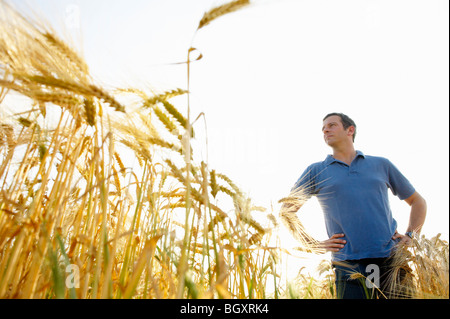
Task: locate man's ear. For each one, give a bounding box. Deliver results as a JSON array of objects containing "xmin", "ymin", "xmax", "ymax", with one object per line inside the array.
[{"xmin": 347, "ymin": 126, "xmax": 355, "ymax": 137}]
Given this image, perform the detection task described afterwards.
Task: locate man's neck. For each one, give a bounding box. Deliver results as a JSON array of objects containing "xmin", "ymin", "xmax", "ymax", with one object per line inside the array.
[{"xmin": 332, "ymin": 145, "xmax": 357, "ymax": 165}]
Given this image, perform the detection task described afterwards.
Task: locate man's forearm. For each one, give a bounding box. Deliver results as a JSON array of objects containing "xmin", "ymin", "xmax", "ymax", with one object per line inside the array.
[
  {"xmin": 406, "ymin": 192, "xmax": 427, "ymax": 234},
  {"xmin": 280, "ymin": 202, "xmax": 301, "ymax": 214},
  {"xmin": 280, "ymin": 202, "xmax": 318, "ymax": 246}
]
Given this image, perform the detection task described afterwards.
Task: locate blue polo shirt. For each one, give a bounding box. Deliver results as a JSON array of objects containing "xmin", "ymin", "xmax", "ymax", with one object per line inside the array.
[{"xmin": 292, "ymin": 150, "xmax": 415, "ymax": 261}]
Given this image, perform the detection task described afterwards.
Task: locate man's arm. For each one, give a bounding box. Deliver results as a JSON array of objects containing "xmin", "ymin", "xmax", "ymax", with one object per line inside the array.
[
  {"xmin": 405, "ymin": 191, "xmax": 427, "ymax": 233},
  {"xmin": 280, "ymin": 201, "xmax": 346, "ymax": 253},
  {"xmin": 392, "ymin": 191, "xmax": 427, "ymax": 244}
]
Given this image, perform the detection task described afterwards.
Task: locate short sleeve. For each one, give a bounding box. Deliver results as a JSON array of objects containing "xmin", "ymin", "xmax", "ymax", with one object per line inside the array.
[
  {"xmin": 386, "ymin": 160, "xmax": 416, "ymax": 200},
  {"xmin": 291, "ymin": 165, "xmax": 317, "ymax": 200}
]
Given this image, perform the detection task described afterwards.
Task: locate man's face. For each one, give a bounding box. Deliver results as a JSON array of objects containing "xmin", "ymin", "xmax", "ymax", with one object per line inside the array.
[{"xmin": 322, "ymin": 115, "xmax": 352, "ymax": 147}]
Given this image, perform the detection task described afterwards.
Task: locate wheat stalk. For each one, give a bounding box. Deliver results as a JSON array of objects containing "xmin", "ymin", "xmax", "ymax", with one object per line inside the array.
[{"xmin": 197, "ymin": 0, "xmax": 250, "ymax": 30}]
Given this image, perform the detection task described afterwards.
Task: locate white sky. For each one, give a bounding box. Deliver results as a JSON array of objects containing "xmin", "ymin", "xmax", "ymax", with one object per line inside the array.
[{"xmin": 15, "ymin": 0, "xmax": 449, "ymax": 248}]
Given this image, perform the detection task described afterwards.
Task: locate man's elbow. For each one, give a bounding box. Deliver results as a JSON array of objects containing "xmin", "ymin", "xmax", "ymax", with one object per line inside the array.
[
  {"xmin": 406, "ymin": 191, "xmax": 426, "ymax": 208},
  {"xmin": 415, "ymin": 193, "xmax": 427, "ymax": 211},
  {"xmin": 412, "ymin": 193, "xmax": 427, "ymax": 222}
]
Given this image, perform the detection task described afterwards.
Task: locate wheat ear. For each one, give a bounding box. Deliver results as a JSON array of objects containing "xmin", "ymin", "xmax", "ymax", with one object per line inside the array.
[{"xmin": 197, "ymin": 0, "xmax": 250, "ymax": 30}]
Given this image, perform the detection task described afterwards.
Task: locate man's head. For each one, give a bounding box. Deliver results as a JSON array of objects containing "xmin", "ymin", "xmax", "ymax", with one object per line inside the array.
[{"xmin": 322, "ymin": 113, "xmax": 357, "ymax": 145}]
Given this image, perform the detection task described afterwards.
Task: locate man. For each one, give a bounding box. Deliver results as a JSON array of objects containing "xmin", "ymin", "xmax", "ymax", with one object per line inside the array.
[{"xmin": 282, "ymin": 113, "xmax": 427, "ymax": 299}]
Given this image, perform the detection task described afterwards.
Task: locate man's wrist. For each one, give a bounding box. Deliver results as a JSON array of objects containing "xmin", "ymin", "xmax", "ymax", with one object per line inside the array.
[{"xmin": 405, "ymin": 231, "xmax": 416, "ymax": 239}]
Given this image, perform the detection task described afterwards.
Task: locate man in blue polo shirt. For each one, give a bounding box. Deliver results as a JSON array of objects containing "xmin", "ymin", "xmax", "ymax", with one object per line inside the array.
[{"xmin": 282, "ymin": 113, "xmax": 427, "ymax": 299}]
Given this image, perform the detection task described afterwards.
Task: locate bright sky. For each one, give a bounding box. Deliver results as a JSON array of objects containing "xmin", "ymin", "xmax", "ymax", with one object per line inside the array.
[{"xmin": 16, "ymin": 0, "xmax": 449, "ymax": 249}]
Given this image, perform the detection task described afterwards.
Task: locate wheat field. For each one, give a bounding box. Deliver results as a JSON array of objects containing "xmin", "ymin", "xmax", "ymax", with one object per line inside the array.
[{"xmin": 0, "ymin": 1, "xmax": 448, "ymax": 299}]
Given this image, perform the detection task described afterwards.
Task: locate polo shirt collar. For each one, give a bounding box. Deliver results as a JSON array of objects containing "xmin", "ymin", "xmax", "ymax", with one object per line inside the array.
[{"xmin": 324, "ymin": 150, "xmax": 365, "ymax": 166}]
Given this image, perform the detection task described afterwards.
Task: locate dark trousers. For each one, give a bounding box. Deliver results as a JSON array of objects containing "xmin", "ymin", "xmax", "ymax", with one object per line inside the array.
[{"xmin": 333, "ymin": 257, "xmax": 410, "ymax": 299}]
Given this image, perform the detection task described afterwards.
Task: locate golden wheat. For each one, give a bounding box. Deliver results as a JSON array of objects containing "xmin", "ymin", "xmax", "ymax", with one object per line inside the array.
[
  {"xmin": 197, "ymin": 0, "xmax": 250, "ymax": 30},
  {"xmin": 1, "ymin": 0, "xmax": 447, "ymax": 301}
]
